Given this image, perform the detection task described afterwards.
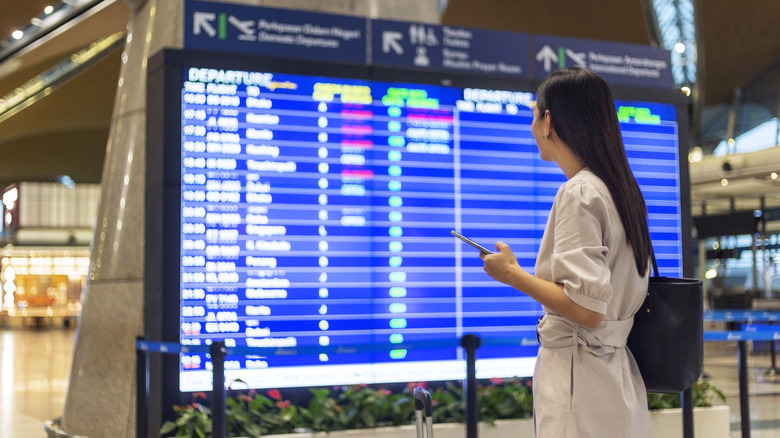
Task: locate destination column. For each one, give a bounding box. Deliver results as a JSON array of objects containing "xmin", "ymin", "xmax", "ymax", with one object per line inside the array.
[{"xmin": 178, "ymin": 69, "xmax": 379, "ymax": 389}]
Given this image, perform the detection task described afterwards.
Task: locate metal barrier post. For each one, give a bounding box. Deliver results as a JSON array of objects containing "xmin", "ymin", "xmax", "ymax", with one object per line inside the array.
[
  {"xmin": 136, "ymin": 337, "xmax": 148, "ymax": 438},
  {"xmin": 211, "ymin": 341, "xmax": 227, "ymax": 438},
  {"xmin": 768, "ymin": 340, "xmax": 778, "ymax": 376},
  {"xmin": 738, "ymin": 340, "xmax": 751, "ymax": 438},
  {"xmin": 460, "ymin": 334, "xmax": 481, "ymax": 438},
  {"xmin": 681, "ymin": 386, "xmax": 693, "ymax": 438},
  {"xmin": 765, "ymin": 319, "xmax": 778, "ymax": 376}
]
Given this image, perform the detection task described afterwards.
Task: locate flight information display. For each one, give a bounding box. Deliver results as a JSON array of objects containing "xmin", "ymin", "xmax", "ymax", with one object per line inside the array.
[{"xmin": 177, "ymin": 66, "xmax": 683, "ymax": 391}]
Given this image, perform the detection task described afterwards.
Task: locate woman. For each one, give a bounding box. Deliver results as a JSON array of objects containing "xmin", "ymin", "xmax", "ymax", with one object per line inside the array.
[{"xmin": 480, "ymin": 67, "xmax": 652, "ymax": 437}]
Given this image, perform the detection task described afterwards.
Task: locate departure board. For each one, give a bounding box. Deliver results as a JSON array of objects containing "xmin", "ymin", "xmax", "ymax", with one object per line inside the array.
[{"xmin": 175, "ymin": 66, "xmax": 683, "ymax": 391}]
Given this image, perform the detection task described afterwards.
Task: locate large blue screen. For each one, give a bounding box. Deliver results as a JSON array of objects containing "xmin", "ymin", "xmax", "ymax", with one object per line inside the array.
[{"xmin": 177, "ymin": 67, "xmax": 682, "ymax": 391}]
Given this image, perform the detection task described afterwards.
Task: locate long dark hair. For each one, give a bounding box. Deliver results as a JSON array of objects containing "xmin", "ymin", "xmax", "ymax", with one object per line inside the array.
[{"xmin": 536, "ymin": 67, "xmax": 652, "ymax": 276}]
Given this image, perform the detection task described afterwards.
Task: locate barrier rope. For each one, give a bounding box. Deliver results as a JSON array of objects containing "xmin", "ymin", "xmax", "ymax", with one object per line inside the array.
[
  {"xmin": 704, "ymin": 310, "xmax": 780, "ymax": 322},
  {"xmin": 137, "ymin": 330, "xmax": 780, "ymax": 356}
]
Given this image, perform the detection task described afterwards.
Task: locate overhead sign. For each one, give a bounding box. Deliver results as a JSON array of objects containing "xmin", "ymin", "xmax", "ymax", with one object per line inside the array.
[
  {"xmin": 532, "ymin": 35, "xmax": 673, "ymax": 88},
  {"xmin": 183, "ymin": 1, "xmax": 674, "ymax": 89},
  {"xmin": 184, "ymin": 0, "xmax": 368, "ymax": 64},
  {"xmin": 371, "ymin": 19, "xmax": 529, "ymax": 77}
]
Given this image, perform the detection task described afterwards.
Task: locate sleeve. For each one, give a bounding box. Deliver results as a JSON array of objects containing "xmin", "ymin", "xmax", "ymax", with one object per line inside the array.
[{"xmin": 549, "ymin": 180, "xmax": 612, "ymax": 315}]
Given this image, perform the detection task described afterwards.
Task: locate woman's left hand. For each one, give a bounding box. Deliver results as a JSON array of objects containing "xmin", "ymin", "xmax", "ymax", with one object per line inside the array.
[{"xmin": 480, "ymin": 241, "xmax": 526, "ymax": 288}]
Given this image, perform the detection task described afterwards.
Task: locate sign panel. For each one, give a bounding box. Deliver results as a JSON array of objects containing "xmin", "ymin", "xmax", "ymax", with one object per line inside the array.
[
  {"xmin": 184, "ymin": 0, "xmax": 368, "ymax": 64},
  {"xmin": 372, "ymin": 19, "xmax": 529, "ymax": 77},
  {"xmin": 532, "ymin": 34, "xmax": 673, "ymax": 88},
  {"xmin": 183, "ymin": 1, "xmax": 674, "ymax": 89}
]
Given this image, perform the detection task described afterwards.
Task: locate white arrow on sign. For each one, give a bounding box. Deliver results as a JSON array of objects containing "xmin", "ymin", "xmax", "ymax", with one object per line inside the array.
[
  {"xmin": 193, "ymin": 12, "xmax": 217, "ymax": 37},
  {"xmin": 535, "ymin": 45, "xmax": 558, "ymax": 72},
  {"xmin": 382, "ymin": 31, "xmax": 404, "ymax": 55},
  {"xmin": 565, "ymin": 48, "xmax": 587, "ymax": 67}
]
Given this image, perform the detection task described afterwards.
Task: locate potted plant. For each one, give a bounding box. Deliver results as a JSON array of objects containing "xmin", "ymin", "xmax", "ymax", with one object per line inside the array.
[{"xmin": 647, "ymin": 378, "xmax": 730, "ymax": 438}]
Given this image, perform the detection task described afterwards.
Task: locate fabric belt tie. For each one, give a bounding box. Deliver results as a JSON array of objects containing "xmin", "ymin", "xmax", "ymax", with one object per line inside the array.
[{"xmin": 536, "ymin": 314, "xmax": 633, "ymax": 357}]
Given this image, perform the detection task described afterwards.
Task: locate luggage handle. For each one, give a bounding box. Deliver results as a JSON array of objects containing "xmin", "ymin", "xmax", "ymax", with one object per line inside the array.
[{"xmin": 414, "ymin": 387, "xmax": 433, "ymax": 438}]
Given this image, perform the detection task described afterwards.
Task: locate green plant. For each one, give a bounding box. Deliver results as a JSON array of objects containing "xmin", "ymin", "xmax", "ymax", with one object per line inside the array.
[
  {"xmin": 339, "ymin": 385, "xmax": 407, "ymax": 429},
  {"xmin": 159, "ymin": 394, "xmax": 212, "ymax": 438},
  {"xmin": 428, "ymin": 378, "xmax": 534, "ymax": 425},
  {"xmin": 224, "ymin": 388, "xmax": 302, "ymax": 436},
  {"xmin": 161, "ymin": 376, "xmax": 726, "ymax": 436},
  {"xmin": 646, "ymin": 377, "xmax": 727, "ymax": 410},
  {"xmin": 160, "ymin": 388, "xmax": 302, "ymax": 438},
  {"xmin": 430, "ymin": 381, "xmax": 464, "ymax": 424},
  {"xmin": 298, "ymin": 387, "xmax": 343, "ymax": 432},
  {"xmin": 477, "ymin": 378, "xmax": 533, "ymax": 424},
  {"xmin": 300, "ymin": 384, "xmax": 415, "ymax": 432}
]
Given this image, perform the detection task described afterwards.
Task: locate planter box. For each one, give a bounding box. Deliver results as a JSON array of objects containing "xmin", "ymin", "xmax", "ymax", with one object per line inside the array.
[
  {"xmin": 264, "ymin": 405, "xmax": 730, "ymax": 438},
  {"xmin": 649, "ymin": 405, "xmax": 731, "ymax": 438},
  {"xmin": 264, "ymin": 420, "xmax": 534, "ymax": 438}
]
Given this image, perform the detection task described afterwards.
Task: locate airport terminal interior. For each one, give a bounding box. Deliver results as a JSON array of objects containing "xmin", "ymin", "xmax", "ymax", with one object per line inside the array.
[{"xmin": 1, "ymin": 0, "xmax": 780, "ymax": 437}]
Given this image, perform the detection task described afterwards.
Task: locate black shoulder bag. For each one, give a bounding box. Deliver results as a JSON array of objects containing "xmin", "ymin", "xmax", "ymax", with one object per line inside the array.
[{"xmin": 626, "ymin": 252, "xmax": 703, "ymax": 393}]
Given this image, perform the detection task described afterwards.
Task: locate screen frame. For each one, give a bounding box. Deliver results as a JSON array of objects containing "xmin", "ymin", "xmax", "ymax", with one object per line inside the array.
[{"xmin": 145, "ymin": 48, "xmax": 693, "ymax": 429}]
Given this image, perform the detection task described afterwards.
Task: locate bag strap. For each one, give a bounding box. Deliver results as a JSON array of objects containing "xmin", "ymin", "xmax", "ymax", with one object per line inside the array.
[{"xmin": 651, "ymin": 246, "xmax": 660, "ymax": 278}]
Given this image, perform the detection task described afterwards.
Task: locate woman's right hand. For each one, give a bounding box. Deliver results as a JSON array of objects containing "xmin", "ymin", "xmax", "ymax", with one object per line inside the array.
[{"xmin": 480, "ymin": 241, "xmax": 526, "ymax": 288}]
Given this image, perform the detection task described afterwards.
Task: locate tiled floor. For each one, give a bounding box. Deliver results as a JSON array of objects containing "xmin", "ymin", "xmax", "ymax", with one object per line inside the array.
[
  {"xmin": 703, "ymin": 342, "xmax": 780, "ymax": 437},
  {"xmin": 2, "ymin": 327, "xmax": 780, "ymax": 437},
  {"xmin": 0, "ymin": 327, "xmax": 73, "ymax": 438}
]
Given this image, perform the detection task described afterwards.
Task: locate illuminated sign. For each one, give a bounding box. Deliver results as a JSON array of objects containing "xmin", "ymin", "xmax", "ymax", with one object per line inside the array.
[{"xmin": 171, "ymin": 64, "xmax": 683, "ymax": 391}]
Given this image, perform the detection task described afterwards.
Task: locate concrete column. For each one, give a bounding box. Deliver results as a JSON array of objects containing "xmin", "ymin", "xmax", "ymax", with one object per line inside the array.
[{"xmin": 55, "ymin": 0, "xmax": 439, "ymax": 436}]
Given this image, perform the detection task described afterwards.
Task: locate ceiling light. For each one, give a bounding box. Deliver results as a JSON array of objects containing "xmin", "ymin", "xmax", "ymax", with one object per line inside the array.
[
  {"xmin": 44, "ymin": 5, "xmax": 54, "ymax": 14},
  {"xmin": 705, "ymin": 269, "xmax": 717, "ymax": 280},
  {"xmin": 11, "ymin": 30, "xmax": 24, "ymax": 40},
  {"xmin": 721, "ymin": 178, "xmax": 728, "ymax": 187},
  {"xmin": 680, "ymin": 86, "xmax": 691, "ymax": 96},
  {"xmin": 57, "ymin": 175, "xmax": 76, "ymax": 188},
  {"xmin": 688, "ymin": 146, "xmax": 703, "ymax": 163},
  {"xmin": 727, "ymin": 138, "xmax": 736, "ymax": 147},
  {"xmin": 674, "ymin": 42, "xmax": 686, "ymax": 54},
  {"xmin": 772, "ymin": 172, "xmax": 778, "ymax": 180}
]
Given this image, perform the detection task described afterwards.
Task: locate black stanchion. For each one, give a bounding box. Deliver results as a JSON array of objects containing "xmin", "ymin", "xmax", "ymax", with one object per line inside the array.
[
  {"xmin": 765, "ymin": 319, "xmax": 778, "ymax": 377},
  {"xmin": 136, "ymin": 337, "xmax": 148, "ymax": 438},
  {"xmin": 460, "ymin": 334, "xmax": 481, "ymax": 438},
  {"xmin": 738, "ymin": 340, "xmax": 751, "ymax": 438},
  {"xmin": 768, "ymin": 341, "xmax": 778, "ymax": 376},
  {"xmin": 210, "ymin": 341, "xmax": 227, "ymax": 438},
  {"xmin": 680, "ymin": 386, "xmax": 693, "ymax": 438}
]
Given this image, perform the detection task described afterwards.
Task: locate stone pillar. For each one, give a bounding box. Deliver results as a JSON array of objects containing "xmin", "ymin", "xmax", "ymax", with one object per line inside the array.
[{"xmin": 56, "ymin": 0, "xmax": 439, "ymax": 436}]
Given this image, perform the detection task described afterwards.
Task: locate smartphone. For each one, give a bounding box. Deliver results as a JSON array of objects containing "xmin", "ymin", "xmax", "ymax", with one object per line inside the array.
[{"xmin": 450, "ymin": 230, "xmax": 493, "ymax": 254}]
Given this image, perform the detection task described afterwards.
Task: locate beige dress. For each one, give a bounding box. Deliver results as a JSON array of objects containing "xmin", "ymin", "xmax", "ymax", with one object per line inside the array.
[{"xmin": 533, "ymin": 169, "xmax": 649, "ymax": 438}]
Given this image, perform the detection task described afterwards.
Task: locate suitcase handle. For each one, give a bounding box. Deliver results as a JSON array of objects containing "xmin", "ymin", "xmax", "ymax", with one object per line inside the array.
[
  {"xmin": 413, "ymin": 387, "xmax": 432, "ymax": 417},
  {"xmin": 414, "ymin": 387, "xmax": 433, "ymax": 438}
]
